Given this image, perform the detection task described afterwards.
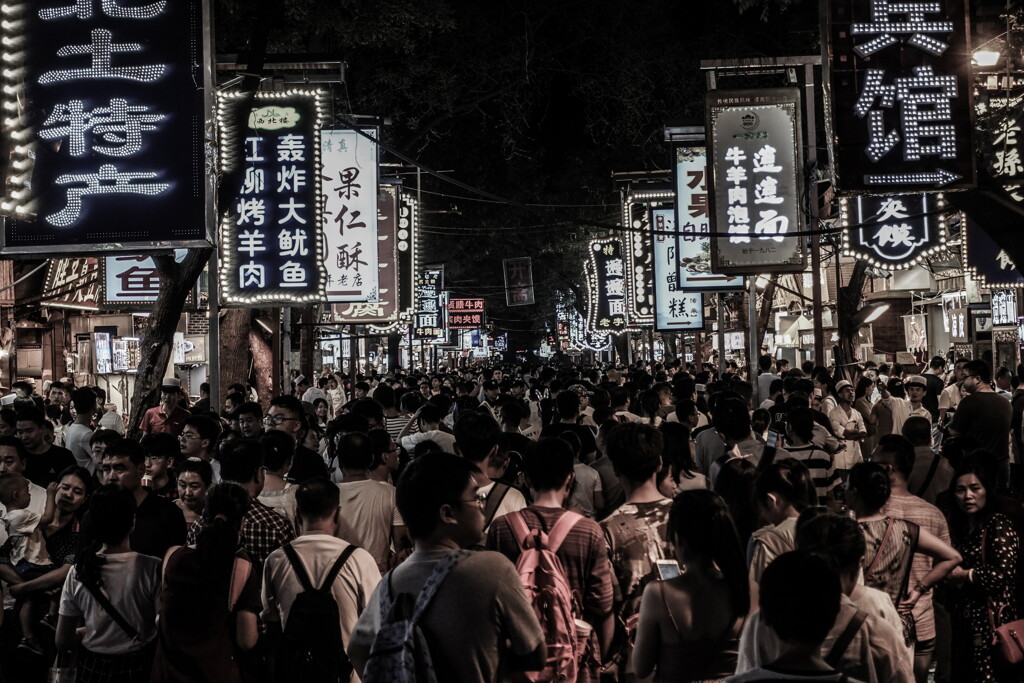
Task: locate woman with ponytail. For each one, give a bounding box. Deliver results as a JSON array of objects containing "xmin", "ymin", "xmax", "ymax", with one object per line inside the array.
[
  {"xmin": 748, "ymin": 460, "xmax": 817, "ymax": 609},
  {"xmin": 150, "ymin": 481, "xmax": 260, "ymax": 683},
  {"xmin": 846, "ymin": 461, "xmax": 960, "ymax": 647},
  {"xmin": 632, "ymin": 490, "xmax": 750, "ymax": 682},
  {"xmin": 54, "ymin": 484, "xmax": 160, "ymax": 681}
]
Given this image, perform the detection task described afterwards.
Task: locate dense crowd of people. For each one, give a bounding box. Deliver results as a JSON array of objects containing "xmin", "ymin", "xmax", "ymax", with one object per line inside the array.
[{"xmin": 0, "ymin": 354, "xmax": 1023, "ymax": 681}]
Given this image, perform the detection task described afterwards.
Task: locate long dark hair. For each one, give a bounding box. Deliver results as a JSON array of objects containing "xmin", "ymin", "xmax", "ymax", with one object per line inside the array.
[
  {"xmin": 56, "ymin": 465, "xmax": 95, "ymax": 516},
  {"xmin": 196, "ymin": 482, "xmax": 250, "ymax": 593},
  {"xmin": 74, "ymin": 484, "xmax": 135, "ymax": 590},
  {"xmin": 670, "ymin": 490, "xmax": 750, "ymax": 616},
  {"xmin": 659, "ymin": 421, "xmax": 697, "ymax": 479},
  {"xmin": 754, "ymin": 460, "xmax": 816, "ymax": 512},
  {"xmin": 847, "ymin": 461, "xmax": 891, "ymax": 514},
  {"xmin": 948, "ymin": 452, "xmax": 999, "ymax": 543}
]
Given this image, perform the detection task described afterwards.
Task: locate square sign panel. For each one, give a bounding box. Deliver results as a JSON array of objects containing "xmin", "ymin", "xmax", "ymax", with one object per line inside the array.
[
  {"xmin": 0, "ymin": 0, "xmax": 213, "ymax": 252},
  {"xmin": 825, "ymin": 0, "xmax": 976, "ymax": 192}
]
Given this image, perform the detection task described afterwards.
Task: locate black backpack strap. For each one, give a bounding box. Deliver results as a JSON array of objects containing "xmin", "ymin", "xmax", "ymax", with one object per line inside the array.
[
  {"xmin": 482, "ymin": 482, "xmax": 511, "ymax": 528},
  {"xmin": 319, "ymin": 544, "xmax": 357, "ymax": 591},
  {"xmin": 282, "ymin": 542, "xmax": 315, "ymax": 592},
  {"xmin": 826, "ymin": 609, "xmax": 867, "ymax": 668},
  {"xmin": 81, "ymin": 581, "xmax": 141, "ymax": 642},
  {"xmin": 916, "ymin": 454, "xmax": 942, "ymax": 498}
]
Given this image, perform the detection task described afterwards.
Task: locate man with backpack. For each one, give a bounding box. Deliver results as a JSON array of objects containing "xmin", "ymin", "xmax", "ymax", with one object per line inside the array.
[
  {"xmin": 487, "ymin": 437, "xmax": 615, "ymax": 681},
  {"xmin": 348, "ymin": 451, "xmax": 546, "ymax": 681},
  {"xmin": 262, "ymin": 477, "xmax": 381, "ymax": 682}
]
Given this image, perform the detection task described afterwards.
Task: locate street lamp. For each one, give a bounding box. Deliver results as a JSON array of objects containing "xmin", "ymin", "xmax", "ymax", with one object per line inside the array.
[
  {"xmin": 973, "ymin": 48, "xmax": 1002, "ymax": 67},
  {"xmin": 850, "ymin": 302, "xmax": 890, "ymax": 328}
]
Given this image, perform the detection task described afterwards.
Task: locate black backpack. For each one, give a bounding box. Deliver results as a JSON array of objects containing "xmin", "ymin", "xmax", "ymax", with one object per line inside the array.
[{"xmin": 277, "ymin": 542, "xmax": 357, "ymax": 682}]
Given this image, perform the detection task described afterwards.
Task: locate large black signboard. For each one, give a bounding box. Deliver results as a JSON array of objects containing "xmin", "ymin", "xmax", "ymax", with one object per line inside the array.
[
  {"xmin": 825, "ymin": 0, "xmax": 976, "ymax": 193},
  {"xmin": 1, "ymin": 0, "xmax": 212, "ymax": 251}
]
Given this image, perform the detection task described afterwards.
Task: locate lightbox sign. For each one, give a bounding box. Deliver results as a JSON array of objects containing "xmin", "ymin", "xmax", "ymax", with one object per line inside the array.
[
  {"xmin": 585, "ymin": 238, "xmax": 628, "ymax": 333},
  {"xmin": 673, "ymin": 146, "xmax": 744, "ymax": 291},
  {"xmin": 706, "ymin": 88, "xmax": 806, "ymax": 274},
  {"xmin": 824, "ymin": 0, "xmax": 976, "ymax": 192},
  {"xmin": 101, "ymin": 249, "xmax": 189, "ymax": 305},
  {"xmin": 321, "ymin": 128, "xmax": 379, "ymax": 303},
  {"xmin": 504, "ymin": 257, "xmax": 536, "ymax": 306},
  {"xmin": 963, "ymin": 214, "xmax": 1024, "ymax": 288},
  {"xmin": 840, "ymin": 193, "xmax": 947, "ymax": 269},
  {"xmin": 447, "ymin": 298, "xmax": 485, "ymax": 329},
  {"xmin": 985, "ymin": 105, "xmax": 1024, "ymax": 185},
  {"xmin": 217, "ymin": 91, "xmax": 326, "ymax": 305},
  {"xmin": 992, "ymin": 290, "xmax": 1017, "ymax": 327},
  {"xmin": 413, "ymin": 266, "xmax": 444, "ymax": 340},
  {"xmin": 397, "ymin": 192, "xmax": 418, "ymax": 319},
  {"xmin": 651, "ymin": 208, "xmax": 705, "ymax": 331},
  {"xmin": 0, "ymin": 0, "xmax": 212, "ymax": 252},
  {"xmin": 623, "ymin": 190, "xmax": 671, "ymax": 326},
  {"xmin": 44, "ymin": 257, "xmax": 99, "ymax": 310},
  {"xmin": 332, "ymin": 185, "xmax": 398, "ymax": 324}
]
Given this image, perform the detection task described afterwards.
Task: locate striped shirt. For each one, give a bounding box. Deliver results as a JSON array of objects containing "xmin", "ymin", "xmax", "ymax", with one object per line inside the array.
[{"xmin": 779, "ymin": 444, "xmax": 840, "ymax": 505}]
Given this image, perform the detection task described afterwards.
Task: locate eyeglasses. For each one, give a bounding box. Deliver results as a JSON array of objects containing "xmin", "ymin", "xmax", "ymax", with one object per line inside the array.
[
  {"xmin": 178, "ymin": 432, "xmax": 201, "ymax": 441},
  {"xmin": 263, "ymin": 415, "xmax": 299, "ymax": 426},
  {"xmin": 456, "ymin": 492, "xmax": 488, "ymax": 508}
]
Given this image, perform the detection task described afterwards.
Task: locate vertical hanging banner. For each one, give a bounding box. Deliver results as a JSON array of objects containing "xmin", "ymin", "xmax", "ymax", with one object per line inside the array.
[
  {"xmin": 321, "ymin": 128, "xmax": 379, "ymax": 302},
  {"xmin": 992, "ymin": 290, "xmax": 1018, "ymax": 327},
  {"xmin": 446, "ymin": 298, "xmax": 485, "ymax": 329},
  {"xmin": 333, "ymin": 184, "xmax": 398, "ymax": 324},
  {"xmin": 398, "ymin": 192, "xmax": 419, "ymax": 319},
  {"xmin": 217, "ymin": 91, "xmax": 326, "ymax": 305},
  {"xmin": 824, "ymin": 0, "xmax": 975, "ymax": 192},
  {"xmin": 964, "ymin": 214, "xmax": 1024, "ymax": 288},
  {"xmin": 585, "ymin": 238, "xmax": 628, "ymax": 334},
  {"xmin": 673, "ymin": 146, "xmax": 745, "ymax": 291},
  {"xmin": 504, "ymin": 257, "xmax": 535, "ymax": 306},
  {"xmin": 706, "ymin": 88, "xmax": 806, "ymax": 274},
  {"xmin": 0, "ymin": 0, "xmax": 213, "ymax": 252},
  {"xmin": 413, "ymin": 265, "xmax": 444, "ymax": 340},
  {"xmin": 840, "ymin": 193, "xmax": 947, "ymax": 269},
  {"xmin": 623, "ymin": 189, "xmax": 673, "ymax": 327},
  {"xmin": 651, "ymin": 208, "xmax": 705, "ymax": 331}
]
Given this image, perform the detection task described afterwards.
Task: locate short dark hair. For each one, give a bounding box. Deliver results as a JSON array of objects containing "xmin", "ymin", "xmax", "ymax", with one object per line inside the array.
[
  {"xmin": 796, "ymin": 512, "xmax": 866, "ymax": 578},
  {"xmin": 270, "ymin": 395, "xmax": 304, "ymax": 418},
  {"xmin": 87, "ymin": 484, "xmax": 136, "ymax": 547},
  {"xmin": 0, "ymin": 409, "xmax": 15, "ymax": 430},
  {"xmin": 0, "ymin": 435, "xmax": 27, "ymax": 463},
  {"xmin": 15, "ymin": 407, "xmax": 46, "ymax": 428},
  {"xmin": 847, "ymin": 461, "xmax": 891, "ymax": 511},
  {"xmin": 260, "ymin": 431, "xmax": 295, "ymax": 472},
  {"xmin": 525, "ymin": 438, "xmax": 575, "ymax": 491},
  {"xmin": 70, "ymin": 387, "xmax": 97, "ymax": 414},
  {"xmin": 295, "ymin": 477, "xmax": 339, "ymax": 522},
  {"xmin": 90, "ymin": 429, "xmax": 121, "ymax": 448},
  {"xmin": 877, "ymin": 433, "xmax": 916, "ymax": 476},
  {"xmin": 453, "ymin": 411, "xmax": 500, "ymax": 463},
  {"xmin": 236, "ymin": 402, "xmax": 263, "ymax": 420},
  {"xmin": 184, "ymin": 414, "xmax": 221, "ymax": 445},
  {"xmin": 555, "ymin": 391, "xmax": 580, "ymax": 420},
  {"xmin": 200, "ymin": 382, "xmax": 210, "ymax": 395},
  {"xmin": 396, "ymin": 452, "xmax": 476, "ymax": 541},
  {"xmin": 225, "ymin": 391, "xmax": 245, "ymax": 407},
  {"xmin": 606, "ymin": 422, "xmax": 663, "ymax": 484},
  {"xmin": 964, "ymin": 359, "xmax": 991, "ymax": 384},
  {"xmin": 176, "ymin": 457, "xmax": 214, "ymax": 487},
  {"xmin": 338, "ymin": 432, "xmax": 374, "ymax": 471},
  {"xmin": 105, "ymin": 438, "xmax": 145, "ymax": 466},
  {"xmin": 350, "ymin": 398, "xmax": 384, "ymax": 425},
  {"xmin": 217, "ymin": 438, "xmax": 264, "ymax": 483},
  {"xmin": 418, "ymin": 404, "xmax": 443, "ymax": 426},
  {"xmin": 759, "ymin": 552, "xmax": 841, "ymax": 647},
  {"xmin": 141, "ymin": 433, "xmax": 179, "ymax": 460},
  {"xmin": 712, "ymin": 398, "xmax": 751, "ymax": 441}
]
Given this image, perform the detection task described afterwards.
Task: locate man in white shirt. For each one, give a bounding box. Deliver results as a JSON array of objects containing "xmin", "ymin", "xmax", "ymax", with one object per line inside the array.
[
  {"xmin": 263, "ymin": 477, "xmax": 381, "ymax": 679},
  {"xmin": 453, "ymin": 410, "xmax": 526, "ymax": 533},
  {"xmin": 938, "ymin": 359, "xmax": 969, "ymax": 426},
  {"xmin": 903, "ymin": 376, "xmax": 934, "ymax": 422},
  {"xmin": 828, "ymin": 380, "xmax": 867, "ymax": 475},
  {"xmin": 399, "ymin": 404, "xmax": 456, "ymax": 454}
]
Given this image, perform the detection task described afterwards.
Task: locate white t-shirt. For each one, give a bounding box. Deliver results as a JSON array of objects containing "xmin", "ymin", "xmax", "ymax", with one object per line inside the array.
[
  {"xmin": 335, "ymin": 479, "xmax": 404, "ymax": 572},
  {"xmin": 262, "ymin": 534, "xmax": 381, "ymax": 651},
  {"xmin": 58, "ymin": 552, "xmax": 161, "ymax": 654},
  {"xmin": 259, "ymin": 484, "xmax": 298, "ymax": 533},
  {"xmin": 568, "ymin": 462, "xmax": 603, "ymax": 518},
  {"xmin": 65, "ymin": 423, "xmax": 94, "ymax": 473},
  {"xmin": 98, "ymin": 409, "xmax": 126, "ymax": 435},
  {"xmin": 829, "ymin": 405, "xmax": 866, "ymax": 470},
  {"xmin": 478, "ymin": 480, "xmax": 527, "ymax": 531},
  {"xmin": 401, "ymin": 429, "xmax": 457, "ymax": 455}
]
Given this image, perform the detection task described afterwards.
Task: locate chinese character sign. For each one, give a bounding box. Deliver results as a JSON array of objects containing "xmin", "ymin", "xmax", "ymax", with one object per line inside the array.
[
  {"xmin": 673, "ymin": 146, "xmax": 744, "ymax": 291},
  {"xmin": 841, "ymin": 193, "xmax": 947, "ymax": 269},
  {"xmin": 331, "ymin": 185, "xmax": 399, "ymax": 323},
  {"xmin": 398, "ymin": 192, "xmax": 418, "ymax": 317},
  {"xmin": 992, "ymin": 290, "xmax": 1017, "ymax": 327},
  {"xmin": 1, "ymin": 0, "xmax": 210, "ymax": 252},
  {"xmin": 413, "ymin": 266, "xmax": 444, "ymax": 340},
  {"xmin": 825, "ymin": 0, "xmax": 975, "ymax": 192},
  {"xmin": 707, "ymin": 89, "xmax": 806, "ymax": 274},
  {"xmin": 217, "ymin": 91, "xmax": 326, "ymax": 305},
  {"xmin": 585, "ymin": 238, "xmax": 628, "ymax": 333},
  {"xmin": 651, "ymin": 208, "xmax": 705, "ymax": 331},
  {"xmin": 504, "ymin": 257, "xmax": 535, "ymax": 306},
  {"xmin": 321, "ymin": 128, "xmax": 379, "ymax": 303},
  {"xmin": 983, "ymin": 104, "xmax": 1024, "ymax": 184},
  {"xmin": 102, "ymin": 248, "xmax": 189, "ymax": 305},
  {"xmin": 44, "ymin": 257, "xmax": 99, "ymax": 308},
  {"xmin": 624, "ymin": 198, "xmax": 657, "ymax": 325},
  {"xmin": 964, "ymin": 214, "xmax": 1024, "ymax": 288},
  {"xmin": 447, "ymin": 298, "xmax": 485, "ymax": 329}
]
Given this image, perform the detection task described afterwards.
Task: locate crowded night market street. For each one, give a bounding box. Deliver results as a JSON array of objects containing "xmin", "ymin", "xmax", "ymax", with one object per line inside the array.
[{"xmin": 0, "ymin": 0, "xmax": 1023, "ymax": 681}]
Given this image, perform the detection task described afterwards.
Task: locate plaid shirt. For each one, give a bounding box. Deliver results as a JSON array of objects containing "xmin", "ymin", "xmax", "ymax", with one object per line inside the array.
[{"xmin": 186, "ymin": 497, "xmax": 295, "ymax": 568}]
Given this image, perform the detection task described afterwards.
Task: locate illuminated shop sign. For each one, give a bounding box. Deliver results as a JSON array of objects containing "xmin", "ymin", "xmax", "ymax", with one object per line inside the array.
[
  {"xmin": 840, "ymin": 193, "xmax": 947, "ymax": 269},
  {"xmin": 585, "ymin": 238, "xmax": 628, "ymax": 333},
  {"xmin": 651, "ymin": 208, "xmax": 705, "ymax": 331}
]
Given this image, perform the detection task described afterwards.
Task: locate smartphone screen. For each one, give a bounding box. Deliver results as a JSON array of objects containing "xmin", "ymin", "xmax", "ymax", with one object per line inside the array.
[
  {"xmin": 656, "ymin": 559, "xmax": 682, "ymax": 580},
  {"xmin": 766, "ymin": 429, "xmax": 779, "ymax": 449}
]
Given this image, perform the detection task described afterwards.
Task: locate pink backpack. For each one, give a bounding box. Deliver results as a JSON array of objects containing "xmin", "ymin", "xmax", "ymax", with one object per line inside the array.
[{"xmin": 506, "ymin": 510, "xmax": 584, "ymax": 683}]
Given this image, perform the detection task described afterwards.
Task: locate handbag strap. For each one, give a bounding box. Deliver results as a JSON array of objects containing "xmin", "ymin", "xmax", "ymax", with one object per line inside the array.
[
  {"xmin": 482, "ymin": 482, "xmax": 511, "ymax": 529},
  {"xmin": 826, "ymin": 609, "xmax": 867, "ymax": 667},
  {"xmin": 916, "ymin": 455, "xmax": 942, "ymax": 498},
  {"xmin": 898, "ymin": 522, "xmax": 920, "ymax": 601},
  {"xmin": 81, "ymin": 579, "xmax": 141, "ymax": 642},
  {"xmin": 865, "ymin": 518, "xmax": 895, "ymax": 576}
]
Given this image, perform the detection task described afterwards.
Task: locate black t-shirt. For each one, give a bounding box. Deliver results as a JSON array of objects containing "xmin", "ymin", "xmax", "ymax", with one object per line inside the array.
[
  {"xmin": 498, "ymin": 432, "xmax": 534, "ymax": 459},
  {"xmin": 23, "ymin": 445, "xmax": 76, "ymax": 487},
  {"xmin": 286, "ymin": 444, "xmax": 329, "ymax": 484},
  {"xmin": 77, "ymin": 490, "xmax": 186, "ymax": 558},
  {"xmin": 540, "ymin": 422, "xmax": 598, "ymax": 459},
  {"xmin": 949, "ymin": 391, "xmax": 1013, "ymax": 462}
]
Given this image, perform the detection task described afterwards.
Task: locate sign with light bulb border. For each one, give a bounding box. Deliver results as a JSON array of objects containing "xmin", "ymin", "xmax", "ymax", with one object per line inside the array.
[
  {"xmin": 823, "ymin": 0, "xmax": 976, "ymax": 193},
  {"xmin": 0, "ymin": 0, "xmax": 215, "ymax": 253},
  {"xmin": 840, "ymin": 193, "xmax": 948, "ymax": 270}
]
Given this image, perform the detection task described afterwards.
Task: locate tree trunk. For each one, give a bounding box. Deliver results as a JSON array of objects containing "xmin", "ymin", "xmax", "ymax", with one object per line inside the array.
[
  {"xmin": 613, "ymin": 333, "xmax": 630, "ymax": 364},
  {"xmin": 757, "ymin": 276, "xmax": 779, "ymax": 349},
  {"xmin": 219, "ymin": 308, "xmax": 251, "ymax": 396},
  {"xmin": 836, "ymin": 261, "xmax": 869, "ymax": 381},
  {"xmin": 249, "ymin": 318, "xmax": 275, "ymax": 406},
  {"xmin": 127, "ymin": 249, "xmax": 212, "ymax": 439}
]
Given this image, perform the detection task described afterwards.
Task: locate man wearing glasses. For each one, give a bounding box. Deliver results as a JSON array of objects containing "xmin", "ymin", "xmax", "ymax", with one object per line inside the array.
[
  {"xmin": 178, "ymin": 414, "xmax": 222, "ymax": 484},
  {"xmin": 266, "ymin": 396, "xmax": 328, "ymax": 484},
  {"xmin": 948, "ymin": 360, "xmax": 1013, "ymax": 489}
]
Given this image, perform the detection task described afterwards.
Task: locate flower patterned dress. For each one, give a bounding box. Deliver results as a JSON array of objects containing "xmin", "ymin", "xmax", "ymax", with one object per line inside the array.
[{"xmin": 949, "ymin": 513, "xmax": 1020, "ymax": 683}]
